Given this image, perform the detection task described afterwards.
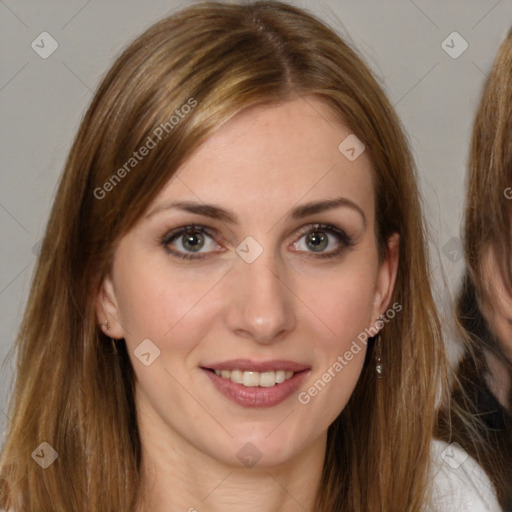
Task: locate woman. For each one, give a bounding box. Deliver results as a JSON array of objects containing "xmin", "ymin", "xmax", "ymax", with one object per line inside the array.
[
  {"xmin": 437, "ymin": 28, "xmax": 512, "ymax": 511},
  {"xmin": 0, "ymin": 1, "xmax": 471, "ymax": 510}
]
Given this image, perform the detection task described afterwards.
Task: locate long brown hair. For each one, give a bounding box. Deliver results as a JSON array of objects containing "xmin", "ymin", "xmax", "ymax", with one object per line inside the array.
[
  {"xmin": 0, "ymin": 2, "xmax": 445, "ymax": 510},
  {"xmin": 465, "ymin": 27, "xmax": 512, "ymax": 312},
  {"xmin": 437, "ymin": 27, "xmax": 512, "ymax": 509}
]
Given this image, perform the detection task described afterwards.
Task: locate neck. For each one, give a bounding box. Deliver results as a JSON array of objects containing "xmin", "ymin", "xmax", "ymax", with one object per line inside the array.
[{"xmin": 135, "ymin": 403, "xmax": 326, "ymax": 512}]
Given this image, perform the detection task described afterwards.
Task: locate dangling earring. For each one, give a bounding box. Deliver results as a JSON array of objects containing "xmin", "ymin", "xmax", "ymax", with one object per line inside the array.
[
  {"xmin": 110, "ymin": 337, "xmax": 118, "ymax": 355},
  {"xmin": 375, "ymin": 332, "xmax": 383, "ymax": 378}
]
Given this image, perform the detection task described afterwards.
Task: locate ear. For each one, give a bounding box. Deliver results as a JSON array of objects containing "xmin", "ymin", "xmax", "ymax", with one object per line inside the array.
[
  {"xmin": 95, "ymin": 273, "xmax": 125, "ymax": 340},
  {"xmin": 371, "ymin": 232, "xmax": 400, "ymax": 323}
]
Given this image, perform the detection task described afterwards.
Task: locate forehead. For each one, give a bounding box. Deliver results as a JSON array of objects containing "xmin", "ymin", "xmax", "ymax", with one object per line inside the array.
[{"xmin": 154, "ymin": 97, "xmax": 374, "ymax": 223}]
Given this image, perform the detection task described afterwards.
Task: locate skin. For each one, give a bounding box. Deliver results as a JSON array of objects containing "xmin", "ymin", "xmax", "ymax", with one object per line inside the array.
[
  {"xmin": 480, "ymin": 246, "xmax": 512, "ymax": 410},
  {"xmin": 96, "ymin": 96, "xmax": 399, "ymax": 512}
]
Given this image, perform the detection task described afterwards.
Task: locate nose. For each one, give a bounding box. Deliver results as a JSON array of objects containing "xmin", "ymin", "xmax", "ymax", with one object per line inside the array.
[{"xmin": 225, "ymin": 250, "xmax": 297, "ymax": 344}]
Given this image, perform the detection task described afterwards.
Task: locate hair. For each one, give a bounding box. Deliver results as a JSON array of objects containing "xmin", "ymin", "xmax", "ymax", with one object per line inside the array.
[
  {"xmin": 436, "ymin": 27, "xmax": 512, "ymax": 509},
  {"xmin": 0, "ymin": 2, "xmax": 446, "ymax": 510},
  {"xmin": 465, "ymin": 27, "xmax": 512, "ymax": 316}
]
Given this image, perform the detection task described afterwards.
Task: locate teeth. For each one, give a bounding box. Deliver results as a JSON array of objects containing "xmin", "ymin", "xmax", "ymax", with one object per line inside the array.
[
  {"xmin": 259, "ymin": 371, "xmax": 275, "ymax": 388},
  {"xmin": 230, "ymin": 370, "xmax": 243, "ymax": 384},
  {"xmin": 213, "ymin": 369, "xmax": 295, "ymax": 387},
  {"xmin": 243, "ymin": 371, "xmax": 260, "ymax": 387}
]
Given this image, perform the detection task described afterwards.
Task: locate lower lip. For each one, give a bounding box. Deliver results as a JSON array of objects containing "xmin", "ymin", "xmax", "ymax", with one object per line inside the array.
[{"xmin": 202, "ymin": 368, "xmax": 309, "ymax": 408}]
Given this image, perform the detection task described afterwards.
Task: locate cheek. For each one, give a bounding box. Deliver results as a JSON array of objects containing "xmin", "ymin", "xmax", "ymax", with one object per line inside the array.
[
  {"xmin": 113, "ymin": 251, "xmax": 226, "ymax": 344},
  {"xmin": 290, "ymin": 255, "xmax": 378, "ymax": 415},
  {"xmin": 295, "ymin": 258, "xmax": 379, "ymax": 347},
  {"xmin": 309, "ymin": 280, "xmax": 375, "ymax": 338}
]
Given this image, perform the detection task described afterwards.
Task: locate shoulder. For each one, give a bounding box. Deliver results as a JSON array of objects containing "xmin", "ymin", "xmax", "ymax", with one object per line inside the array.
[{"xmin": 429, "ymin": 439, "xmax": 501, "ymax": 511}]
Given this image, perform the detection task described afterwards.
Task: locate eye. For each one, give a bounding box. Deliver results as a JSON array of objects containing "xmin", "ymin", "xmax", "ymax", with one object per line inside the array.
[
  {"xmin": 160, "ymin": 225, "xmax": 221, "ymax": 260},
  {"xmin": 160, "ymin": 223, "xmax": 354, "ymax": 261},
  {"xmin": 291, "ymin": 223, "xmax": 354, "ymax": 258}
]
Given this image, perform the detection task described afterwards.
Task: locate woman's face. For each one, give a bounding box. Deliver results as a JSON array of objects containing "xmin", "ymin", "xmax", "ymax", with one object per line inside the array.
[{"xmin": 97, "ymin": 96, "xmax": 398, "ymax": 468}]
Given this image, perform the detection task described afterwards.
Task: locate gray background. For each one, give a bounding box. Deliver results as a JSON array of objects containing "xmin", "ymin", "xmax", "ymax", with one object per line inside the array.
[{"xmin": 1, "ymin": 0, "xmax": 511, "ymax": 440}]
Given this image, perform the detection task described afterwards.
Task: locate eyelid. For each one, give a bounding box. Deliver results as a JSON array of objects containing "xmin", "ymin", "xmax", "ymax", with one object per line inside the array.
[
  {"xmin": 161, "ymin": 224, "xmax": 219, "ymax": 245},
  {"xmin": 293, "ymin": 222, "xmax": 353, "ymax": 244}
]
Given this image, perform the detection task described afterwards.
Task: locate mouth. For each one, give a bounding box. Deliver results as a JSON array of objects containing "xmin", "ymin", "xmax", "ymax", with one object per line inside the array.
[{"xmin": 200, "ymin": 359, "xmax": 311, "ymax": 408}]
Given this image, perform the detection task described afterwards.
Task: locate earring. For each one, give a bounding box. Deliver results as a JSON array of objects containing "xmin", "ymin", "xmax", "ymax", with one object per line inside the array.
[
  {"xmin": 102, "ymin": 319, "xmax": 110, "ymax": 330},
  {"xmin": 110, "ymin": 337, "xmax": 118, "ymax": 355},
  {"xmin": 375, "ymin": 333, "xmax": 383, "ymax": 378}
]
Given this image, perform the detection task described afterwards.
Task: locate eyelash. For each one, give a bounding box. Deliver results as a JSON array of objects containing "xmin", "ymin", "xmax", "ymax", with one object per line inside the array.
[{"xmin": 159, "ymin": 223, "xmax": 354, "ymax": 261}]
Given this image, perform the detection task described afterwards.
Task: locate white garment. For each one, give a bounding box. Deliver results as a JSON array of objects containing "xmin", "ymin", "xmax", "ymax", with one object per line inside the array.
[{"xmin": 429, "ymin": 439, "xmax": 502, "ymax": 511}]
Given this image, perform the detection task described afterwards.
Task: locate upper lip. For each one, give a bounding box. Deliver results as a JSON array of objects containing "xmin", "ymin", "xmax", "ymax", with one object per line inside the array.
[{"xmin": 202, "ymin": 359, "xmax": 310, "ymax": 372}]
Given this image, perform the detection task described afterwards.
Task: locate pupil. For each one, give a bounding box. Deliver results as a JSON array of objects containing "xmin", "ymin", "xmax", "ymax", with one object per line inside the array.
[
  {"xmin": 183, "ymin": 230, "xmax": 204, "ymax": 252},
  {"xmin": 307, "ymin": 231, "xmax": 327, "ymax": 251}
]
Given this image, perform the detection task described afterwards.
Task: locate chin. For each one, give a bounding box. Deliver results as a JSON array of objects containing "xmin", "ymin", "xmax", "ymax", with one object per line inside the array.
[{"xmin": 203, "ymin": 426, "xmax": 316, "ymax": 470}]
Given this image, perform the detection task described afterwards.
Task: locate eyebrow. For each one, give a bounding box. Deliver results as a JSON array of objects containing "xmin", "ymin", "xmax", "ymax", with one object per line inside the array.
[{"xmin": 146, "ymin": 197, "xmax": 366, "ymax": 226}]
